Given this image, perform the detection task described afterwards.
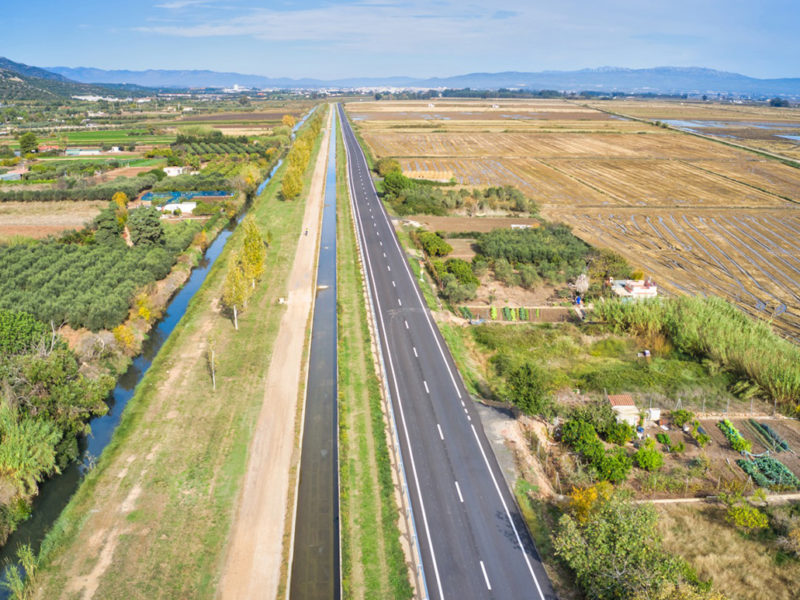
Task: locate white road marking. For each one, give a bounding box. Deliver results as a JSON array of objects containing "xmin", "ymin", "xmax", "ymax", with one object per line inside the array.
[
  {"xmin": 392, "ymin": 280, "xmax": 396, "ymax": 287},
  {"xmin": 387, "ymin": 265, "xmax": 390, "ymax": 271},
  {"xmin": 455, "ymin": 481, "xmax": 464, "ymax": 503},
  {"xmin": 437, "ymin": 423, "xmax": 444, "ymax": 440},
  {"xmin": 470, "ymin": 423, "xmax": 545, "ymax": 598},
  {"xmin": 384, "ymin": 252, "xmax": 387, "ymax": 258},
  {"xmin": 423, "ymin": 380, "xmax": 429, "ymax": 394},
  {"xmin": 398, "ymin": 298, "xmax": 402, "ymax": 306},
  {"xmin": 345, "ymin": 137, "xmax": 445, "ymax": 600},
  {"xmin": 480, "ymin": 561, "xmax": 491, "ymax": 590},
  {"xmin": 413, "ymin": 346, "xmax": 418, "ymax": 357},
  {"xmin": 379, "ymin": 241, "xmax": 382, "ymax": 246},
  {"xmin": 404, "ymin": 320, "xmax": 409, "ymax": 329}
]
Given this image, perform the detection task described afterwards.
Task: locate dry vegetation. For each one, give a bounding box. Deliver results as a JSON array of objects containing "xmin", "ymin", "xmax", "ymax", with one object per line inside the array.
[
  {"xmin": 657, "ymin": 502, "xmax": 800, "ymax": 600},
  {"xmin": 346, "ymin": 98, "xmax": 800, "ymax": 341},
  {"xmin": 0, "ymin": 200, "xmax": 105, "ymax": 241}
]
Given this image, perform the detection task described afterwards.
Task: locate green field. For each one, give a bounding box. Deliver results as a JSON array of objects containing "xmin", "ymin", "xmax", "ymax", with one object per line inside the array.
[{"xmin": 60, "ymin": 129, "xmax": 176, "ymax": 145}]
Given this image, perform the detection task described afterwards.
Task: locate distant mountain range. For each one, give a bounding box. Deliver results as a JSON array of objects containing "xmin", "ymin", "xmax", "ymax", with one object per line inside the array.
[
  {"xmin": 1, "ymin": 56, "xmax": 798, "ymax": 99},
  {"xmin": 0, "ymin": 57, "xmax": 148, "ymax": 100},
  {"xmin": 47, "ymin": 65, "xmax": 800, "ymax": 96}
]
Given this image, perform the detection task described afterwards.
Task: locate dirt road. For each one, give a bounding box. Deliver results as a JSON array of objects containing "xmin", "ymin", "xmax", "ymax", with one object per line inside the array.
[{"xmin": 218, "ymin": 106, "xmax": 332, "ymax": 600}]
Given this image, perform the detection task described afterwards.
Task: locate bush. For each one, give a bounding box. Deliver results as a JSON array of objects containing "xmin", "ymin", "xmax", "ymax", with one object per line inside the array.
[
  {"xmin": 607, "ymin": 422, "xmax": 634, "ymax": 445},
  {"xmin": 442, "ymin": 258, "xmax": 479, "ymax": 286},
  {"xmin": 376, "ymin": 157, "xmax": 401, "ymax": 176},
  {"xmin": 672, "ymin": 409, "xmax": 694, "ymax": 428},
  {"xmin": 440, "ymin": 274, "xmax": 477, "ymax": 304},
  {"xmin": 507, "ymin": 363, "xmax": 551, "ymax": 415},
  {"xmin": 635, "ymin": 439, "xmax": 664, "ymax": 471},
  {"xmin": 417, "ymin": 231, "xmax": 452, "ymax": 257},
  {"xmin": 0, "ymin": 310, "xmax": 50, "ymax": 355}
]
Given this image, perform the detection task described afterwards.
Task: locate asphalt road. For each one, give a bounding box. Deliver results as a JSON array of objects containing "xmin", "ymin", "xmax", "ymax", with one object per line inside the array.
[{"xmin": 338, "ymin": 103, "xmax": 557, "ymax": 600}]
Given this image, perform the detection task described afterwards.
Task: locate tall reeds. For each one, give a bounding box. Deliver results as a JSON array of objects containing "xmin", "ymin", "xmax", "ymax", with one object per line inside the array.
[{"xmin": 595, "ymin": 296, "xmax": 800, "ymax": 408}]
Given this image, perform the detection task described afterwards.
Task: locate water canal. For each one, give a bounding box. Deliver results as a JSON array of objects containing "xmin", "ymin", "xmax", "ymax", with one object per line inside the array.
[{"xmin": 289, "ymin": 107, "xmax": 340, "ymax": 599}]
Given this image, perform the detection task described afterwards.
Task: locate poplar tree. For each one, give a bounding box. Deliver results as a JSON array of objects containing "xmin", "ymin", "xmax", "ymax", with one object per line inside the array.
[
  {"xmin": 240, "ymin": 215, "xmax": 266, "ymax": 288},
  {"xmin": 221, "ymin": 253, "xmax": 247, "ymax": 330}
]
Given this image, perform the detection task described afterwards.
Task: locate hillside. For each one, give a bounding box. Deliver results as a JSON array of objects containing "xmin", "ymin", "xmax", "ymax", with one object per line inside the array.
[{"xmin": 0, "ymin": 57, "xmax": 148, "ymax": 100}]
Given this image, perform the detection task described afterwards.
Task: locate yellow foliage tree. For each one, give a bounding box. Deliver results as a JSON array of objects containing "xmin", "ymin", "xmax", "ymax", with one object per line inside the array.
[
  {"xmin": 281, "ymin": 168, "xmax": 302, "ymax": 200},
  {"xmin": 113, "ymin": 324, "xmax": 136, "ymax": 354},
  {"xmin": 135, "ymin": 293, "xmax": 158, "ymax": 323},
  {"xmin": 241, "ymin": 215, "xmax": 266, "ymax": 288},
  {"xmin": 282, "ymin": 114, "xmax": 296, "ymax": 128},
  {"xmin": 112, "ymin": 191, "xmax": 129, "ymax": 209},
  {"xmin": 569, "ymin": 481, "xmax": 613, "ymax": 524},
  {"xmin": 222, "ymin": 252, "xmax": 248, "ymax": 330}
]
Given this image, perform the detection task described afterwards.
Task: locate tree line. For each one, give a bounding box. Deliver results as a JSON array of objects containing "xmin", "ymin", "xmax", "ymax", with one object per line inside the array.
[{"xmin": 281, "ymin": 107, "xmax": 324, "ymax": 200}]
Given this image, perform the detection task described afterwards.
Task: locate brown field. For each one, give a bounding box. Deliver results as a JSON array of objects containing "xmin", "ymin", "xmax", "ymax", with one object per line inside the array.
[
  {"xmin": 349, "ymin": 99, "xmax": 800, "ymax": 341},
  {"xmin": 0, "ymin": 200, "xmax": 105, "ymax": 241},
  {"xmin": 586, "ymin": 99, "xmax": 800, "ymax": 161},
  {"xmin": 178, "ymin": 110, "xmax": 301, "ymax": 122},
  {"xmin": 548, "ymin": 207, "xmax": 800, "ymax": 338},
  {"xmin": 398, "ymin": 214, "xmax": 540, "ymax": 232}
]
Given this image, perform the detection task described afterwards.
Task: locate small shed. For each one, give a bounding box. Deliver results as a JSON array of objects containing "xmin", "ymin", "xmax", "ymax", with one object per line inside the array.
[{"xmin": 608, "ymin": 394, "xmax": 639, "ymax": 427}]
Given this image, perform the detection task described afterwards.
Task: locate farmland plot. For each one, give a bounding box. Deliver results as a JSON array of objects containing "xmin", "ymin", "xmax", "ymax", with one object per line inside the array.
[
  {"xmin": 550, "ymin": 207, "xmax": 800, "ymax": 339},
  {"xmin": 348, "ymin": 99, "xmax": 800, "ymax": 341}
]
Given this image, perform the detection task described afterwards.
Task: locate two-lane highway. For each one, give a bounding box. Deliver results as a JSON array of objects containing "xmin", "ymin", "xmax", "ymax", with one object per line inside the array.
[{"xmin": 338, "ymin": 103, "xmax": 557, "ymax": 600}]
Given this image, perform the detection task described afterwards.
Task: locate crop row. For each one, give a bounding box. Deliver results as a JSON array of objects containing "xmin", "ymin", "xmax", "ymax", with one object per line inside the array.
[
  {"xmin": 737, "ymin": 456, "xmax": 800, "ymax": 490},
  {"xmin": 180, "ymin": 142, "xmax": 262, "ymax": 156},
  {"xmin": 718, "ymin": 419, "xmax": 753, "ymax": 453}
]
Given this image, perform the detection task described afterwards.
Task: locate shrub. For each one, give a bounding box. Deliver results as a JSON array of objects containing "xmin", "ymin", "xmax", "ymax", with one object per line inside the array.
[
  {"xmin": 507, "ymin": 362, "xmax": 551, "ymax": 415},
  {"xmin": 598, "ymin": 448, "xmax": 633, "ymax": 483},
  {"xmin": 672, "ymin": 409, "xmax": 695, "ymax": 428},
  {"xmin": 635, "ymin": 439, "xmax": 664, "ymax": 471},
  {"xmin": 607, "ymin": 422, "xmax": 634, "ymax": 446},
  {"xmin": 417, "ymin": 231, "xmax": 452, "ymax": 257},
  {"xmin": 726, "ymin": 503, "xmax": 769, "ymax": 531},
  {"xmin": 376, "ymin": 157, "xmax": 401, "ymax": 176}
]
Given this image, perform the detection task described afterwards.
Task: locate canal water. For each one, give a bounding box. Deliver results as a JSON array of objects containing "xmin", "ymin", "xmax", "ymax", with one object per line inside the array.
[
  {"xmin": 289, "ymin": 107, "xmax": 340, "ymax": 599},
  {"xmin": 0, "ymin": 112, "xmax": 311, "ymax": 588}
]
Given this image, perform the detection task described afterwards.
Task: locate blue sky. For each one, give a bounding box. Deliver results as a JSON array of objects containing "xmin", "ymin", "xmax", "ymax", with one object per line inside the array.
[{"xmin": 3, "ymin": 0, "xmax": 798, "ymax": 79}]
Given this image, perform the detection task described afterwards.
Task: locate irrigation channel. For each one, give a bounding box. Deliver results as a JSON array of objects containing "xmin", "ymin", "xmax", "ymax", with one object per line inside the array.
[
  {"xmin": 0, "ymin": 107, "xmax": 318, "ymax": 592},
  {"xmin": 289, "ymin": 107, "xmax": 340, "ymax": 599}
]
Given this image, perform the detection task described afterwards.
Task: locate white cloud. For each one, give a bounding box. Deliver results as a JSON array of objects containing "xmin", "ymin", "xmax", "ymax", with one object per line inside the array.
[
  {"xmin": 155, "ymin": 0, "xmax": 212, "ymax": 10},
  {"xmin": 139, "ymin": 0, "xmax": 529, "ymax": 47}
]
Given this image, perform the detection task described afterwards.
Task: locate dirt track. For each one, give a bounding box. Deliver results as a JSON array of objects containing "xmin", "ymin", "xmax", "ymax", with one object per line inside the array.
[{"xmin": 218, "ymin": 106, "xmax": 332, "ymax": 599}]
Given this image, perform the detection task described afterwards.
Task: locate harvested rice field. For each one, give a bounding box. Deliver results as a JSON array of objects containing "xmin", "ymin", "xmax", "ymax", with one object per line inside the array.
[{"xmin": 345, "ymin": 99, "xmax": 800, "ymax": 341}]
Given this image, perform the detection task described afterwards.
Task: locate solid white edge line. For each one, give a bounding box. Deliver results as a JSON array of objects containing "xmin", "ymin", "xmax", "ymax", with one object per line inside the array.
[
  {"xmin": 479, "ymin": 561, "xmax": 491, "ymax": 591},
  {"xmin": 341, "ymin": 107, "xmax": 443, "ymax": 600},
  {"xmin": 343, "ymin": 107, "xmax": 547, "ymax": 600},
  {"xmin": 454, "ymin": 481, "xmax": 464, "ymax": 503},
  {"xmin": 471, "ymin": 424, "xmax": 545, "ymax": 599}
]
